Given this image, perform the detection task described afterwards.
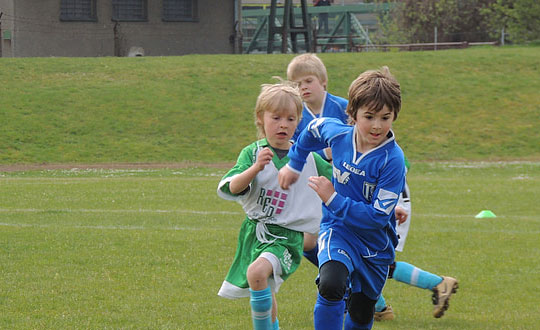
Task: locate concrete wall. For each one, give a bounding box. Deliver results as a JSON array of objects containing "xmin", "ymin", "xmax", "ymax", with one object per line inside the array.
[{"xmin": 0, "ymin": 0, "xmax": 238, "ymax": 57}]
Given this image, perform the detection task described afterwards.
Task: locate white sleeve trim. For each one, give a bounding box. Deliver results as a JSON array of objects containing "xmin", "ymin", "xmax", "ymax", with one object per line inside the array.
[
  {"xmin": 325, "ymin": 192, "xmax": 338, "ymax": 206},
  {"xmin": 216, "ymin": 174, "xmax": 250, "ymax": 201},
  {"xmin": 286, "ymin": 163, "xmax": 302, "ymax": 175}
]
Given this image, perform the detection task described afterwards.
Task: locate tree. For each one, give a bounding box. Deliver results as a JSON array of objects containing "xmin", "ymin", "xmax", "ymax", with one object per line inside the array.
[
  {"xmin": 482, "ymin": 0, "xmax": 540, "ymax": 43},
  {"xmin": 375, "ymin": 0, "xmax": 497, "ymax": 44}
]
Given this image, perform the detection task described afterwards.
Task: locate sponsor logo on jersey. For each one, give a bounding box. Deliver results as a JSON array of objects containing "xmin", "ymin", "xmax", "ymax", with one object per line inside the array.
[
  {"xmin": 256, "ymin": 188, "xmax": 288, "ymax": 217},
  {"xmin": 342, "ymin": 162, "xmax": 366, "ymax": 176}
]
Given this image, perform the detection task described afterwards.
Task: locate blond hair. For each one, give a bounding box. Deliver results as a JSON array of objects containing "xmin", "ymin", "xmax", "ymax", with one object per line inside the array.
[
  {"xmin": 286, "ymin": 53, "xmax": 328, "ymax": 88},
  {"xmin": 346, "ymin": 66, "xmax": 401, "ymax": 123},
  {"xmin": 254, "ymin": 80, "xmax": 303, "ymax": 139}
]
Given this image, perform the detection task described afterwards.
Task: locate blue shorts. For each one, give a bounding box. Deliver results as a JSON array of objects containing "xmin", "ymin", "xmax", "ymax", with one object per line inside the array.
[{"xmin": 317, "ymin": 228, "xmax": 389, "ymax": 300}]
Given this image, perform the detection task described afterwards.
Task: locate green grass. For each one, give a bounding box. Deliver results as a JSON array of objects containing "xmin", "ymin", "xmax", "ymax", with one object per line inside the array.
[
  {"xmin": 1, "ymin": 163, "xmax": 539, "ymax": 329},
  {"xmin": 1, "ymin": 47, "xmax": 539, "ymax": 328},
  {"xmin": 1, "ymin": 46, "xmax": 539, "ymax": 165}
]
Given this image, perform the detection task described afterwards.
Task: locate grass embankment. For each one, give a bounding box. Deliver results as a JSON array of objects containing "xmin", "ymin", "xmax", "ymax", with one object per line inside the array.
[{"xmin": 1, "ymin": 46, "xmax": 539, "ymax": 165}]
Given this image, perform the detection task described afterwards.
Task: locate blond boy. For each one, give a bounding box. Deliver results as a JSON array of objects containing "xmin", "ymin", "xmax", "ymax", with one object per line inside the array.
[{"xmin": 217, "ymin": 82, "xmax": 332, "ymax": 330}]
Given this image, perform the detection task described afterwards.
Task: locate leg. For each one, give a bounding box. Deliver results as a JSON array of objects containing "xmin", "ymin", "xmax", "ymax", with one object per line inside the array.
[
  {"xmin": 303, "ymin": 233, "xmax": 319, "ymax": 267},
  {"xmin": 314, "ymin": 260, "xmax": 349, "ymax": 330},
  {"xmin": 391, "ymin": 261, "xmax": 458, "ymax": 318},
  {"xmin": 373, "ymin": 294, "xmax": 394, "ymax": 321},
  {"xmin": 247, "ymin": 257, "xmax": 274, "ymax": 330},
  {"xmin": 344, "ymin": 292, "xmax": 377, "ymax": 329},
  {"xmin": 391, "ymin": 261, "xmax": 443, "ymax": 289}
]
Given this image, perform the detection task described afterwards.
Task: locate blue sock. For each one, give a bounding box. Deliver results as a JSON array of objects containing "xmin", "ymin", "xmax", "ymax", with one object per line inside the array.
[
  {"xmin": 393, "ymin": 261, "xmax": 443, "ymax": 290},
  {"xmin": 375, "ymin": 294, "xmax": 386, "ymax": 312},
  {"xmin": 344, "ymin": 312, "xmax": 373, "ymax": 330},
  {"xmin": 303, "ymin": 244, "xmax": 319, "ymax": 267},
  {"xmin": 314, "ymin": 293, "xmax": 345, "ymax": 330},
  {"xmin": 273, "ymin": 318, "xmax": 279, "ymax": 330},
  {"xmin": 250, "ymin": 287, "xmax": 273, "ymax": 330}
]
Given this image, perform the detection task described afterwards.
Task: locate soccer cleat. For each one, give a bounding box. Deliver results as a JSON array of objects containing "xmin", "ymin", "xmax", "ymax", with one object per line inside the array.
[
  {"xmin": 432, "ymin": 276, "xmax": 458, "ymax": 318},
  {"xmin": 374, "ymin": 305, "xmax": 395, "ymax": 321}
]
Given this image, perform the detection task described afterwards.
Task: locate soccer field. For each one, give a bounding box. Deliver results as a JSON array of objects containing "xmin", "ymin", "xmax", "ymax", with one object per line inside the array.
[{"xmin": 1, "ymin": 163, "xmax": 539, "ymax": 329}]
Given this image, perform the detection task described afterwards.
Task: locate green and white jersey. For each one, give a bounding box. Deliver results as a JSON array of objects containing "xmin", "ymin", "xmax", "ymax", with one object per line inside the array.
[{"xmin": 218, "ymin": 139, "xmax": 332, "ymax": 235}]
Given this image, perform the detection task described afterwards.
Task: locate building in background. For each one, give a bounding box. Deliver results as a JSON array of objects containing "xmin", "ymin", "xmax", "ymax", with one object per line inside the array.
[{"xmin": 0, "ymin": 0, "xmax": 242, "ymax": 57}]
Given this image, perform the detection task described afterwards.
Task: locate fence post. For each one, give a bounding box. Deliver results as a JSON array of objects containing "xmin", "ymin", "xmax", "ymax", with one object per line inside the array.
[
  {"xmin": 0, "ymin": 12, "xmax": 3, "ymax": 57},
  {"xmin": 500, "ymin": 27, "xmax": 505, "ymax": 46},
  {"xmin": 434, "ymin": 26, "xmax": 438, "ymax": 50}
]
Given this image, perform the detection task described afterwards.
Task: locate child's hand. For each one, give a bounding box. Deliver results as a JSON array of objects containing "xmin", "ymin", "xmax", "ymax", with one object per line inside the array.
[
  {"xmin": 395, "ymin": 206, "xmax": 408, "ymax": 225},
  {"xmin": 278, "ymin": 166, "xmax": 299, "ymax": 190},
  {"xmin": 308, "ymin": 176, "xmax": 335, "ymax": 203},
  {"xmin": 255, "ymin": 147, "xmax": 274, "ymax": 171}
]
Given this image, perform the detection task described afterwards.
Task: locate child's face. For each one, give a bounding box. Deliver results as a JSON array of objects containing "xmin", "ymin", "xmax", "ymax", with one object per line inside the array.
[
  {"xmin": 261, "ymin": 101, "xmax": 299, "ymax": 150},
  {"xmin": 294, "ymin": 75, "xmax": 326, "ymax": 105},
  {"xmin": 354, "ymin": 105, "xmax": 393, "ymax": 152}
]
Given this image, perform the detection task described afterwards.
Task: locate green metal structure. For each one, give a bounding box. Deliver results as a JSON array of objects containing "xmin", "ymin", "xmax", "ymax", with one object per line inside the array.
[
  {"xmin": 267, "ymin": 0, "xmax": 312, "ymax": 54},
  {"xmin": 242, "ymin": 3, "xmax": 392, "ymax": 54}
]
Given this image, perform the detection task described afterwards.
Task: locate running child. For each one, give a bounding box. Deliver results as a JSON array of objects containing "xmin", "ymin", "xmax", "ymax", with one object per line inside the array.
[
  {"xmin": 286, "ymin": 53, "xmax": 348, "ymax": 264},
  {"xmin": 217, "ymin": 81, "xmax": 332, "ymax": 330},
  {"xmin": 279, "ymin": 66, "xmax": 405, "ymax": 329}
]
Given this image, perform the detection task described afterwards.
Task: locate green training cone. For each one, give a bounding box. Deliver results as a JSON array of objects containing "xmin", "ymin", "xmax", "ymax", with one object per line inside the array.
[{"xmin": 475, "ymin": 210, "xmax": 496, "ymax": 218}]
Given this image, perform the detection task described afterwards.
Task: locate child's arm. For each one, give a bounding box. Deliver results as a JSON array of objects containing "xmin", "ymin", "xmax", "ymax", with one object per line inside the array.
[
  {"xmin": 278, "ymin": 117, "xmax": 346, "ymax": 189},
  {"xmin": 229, "ymin": 147, "xmax": 273, "ymax": 194},
  {"xmin": 287, "ymin": 118, "xmax": 346, "ymax": 171}
]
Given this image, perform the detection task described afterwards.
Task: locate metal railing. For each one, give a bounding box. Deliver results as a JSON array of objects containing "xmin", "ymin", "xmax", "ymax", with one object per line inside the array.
[{"xmin": 241, "ymin": 3, "xmax": 392, "ymax": 53}]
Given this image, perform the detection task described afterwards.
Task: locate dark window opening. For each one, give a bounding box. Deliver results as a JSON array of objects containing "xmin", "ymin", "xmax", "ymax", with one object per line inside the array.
[
  {"xmin": 60, "ymin": 0, "xmax": 97, "ymax": 22},
  {"xmin": 163, "ymin": 0, "xmax": 198, "ymax": 22},
  {"xmin": 112, "ymin": 0, "xmax": 148, "ymax": 21}
]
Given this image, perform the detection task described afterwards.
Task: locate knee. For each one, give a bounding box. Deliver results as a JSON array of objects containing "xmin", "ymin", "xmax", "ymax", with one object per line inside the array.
[
  {"xmin": 348, "ymin": 292, "xmax": 377, "ymax": 325},
  {"xmin": 318, "ymin": 278, "xmax": 347, "ymax": 301},
  {"xmin": 317, "ymin": 261, "xmax": 348, "ymax": 301},
  {"xmin": 303, "ymin": 233, "xmax": 318, "ymax": 251},
  {"xmin": 247, "ymin": 259, "xmax": 272, "ymax": 289}
]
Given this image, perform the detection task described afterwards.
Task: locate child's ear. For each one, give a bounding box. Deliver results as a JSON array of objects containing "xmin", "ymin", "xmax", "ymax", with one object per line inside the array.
[
  {"xmin": 256, "ymin": 115, "xmax": 264, "ymax": 127},
  {"xmin": 322, "ymin": 79, "xmax": 328, "ymax": 90}
]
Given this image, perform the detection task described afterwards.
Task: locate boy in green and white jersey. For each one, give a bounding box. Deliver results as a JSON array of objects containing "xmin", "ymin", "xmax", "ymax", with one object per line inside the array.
[{"xmin": 217, "ymin": 81, "xmax": 332, "ymax": 330}]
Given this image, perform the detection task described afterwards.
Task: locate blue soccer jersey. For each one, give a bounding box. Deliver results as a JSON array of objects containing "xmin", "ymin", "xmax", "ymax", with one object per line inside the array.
[
  {"xmin": 287, "ymin": 117, "xmax": 406, "ymax": 266},
  {"xmin": 291, "ymin": 92, "xmax": 348, "ymax": 160}
]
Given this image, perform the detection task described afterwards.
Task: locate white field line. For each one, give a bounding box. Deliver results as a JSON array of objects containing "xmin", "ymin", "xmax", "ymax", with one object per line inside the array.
[
  {"xmin": 0, "ymin": 208, "xmax": 242, "ymax": 215},
  {"xmin": 0, "ymin": 208, "xmax": 535, "ymax": 220},
  {"xmin": 0, "ymin": 208, "xmax": 244, "ymax": 231},
  {"xmin": 0, "ymin": 209, "xmax": 537, "ymax": 232}
]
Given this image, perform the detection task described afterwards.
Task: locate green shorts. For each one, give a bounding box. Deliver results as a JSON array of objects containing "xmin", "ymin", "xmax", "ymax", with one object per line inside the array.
[{"xmin": 217, "ymin": 218, "xmax": 304, "ymax": 299}]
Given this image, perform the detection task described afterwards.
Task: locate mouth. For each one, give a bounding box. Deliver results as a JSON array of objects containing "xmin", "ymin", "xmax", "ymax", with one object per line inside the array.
[{"xmin": 302, "ymin": 92, "xmax": 311, "ymax": 98}]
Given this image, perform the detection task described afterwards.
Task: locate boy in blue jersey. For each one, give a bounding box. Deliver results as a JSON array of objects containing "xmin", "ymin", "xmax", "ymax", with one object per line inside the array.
[
  {"xmin": 279, "ymin": 66, "xmax": 405, "ymax": 330},
  {"xmin": 286, "ymin": 53, "xmax": 348, "ymax": 264},
  {"xmin": 287, "ymin": 53, "xmax": 348, "ymax": 163}
]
